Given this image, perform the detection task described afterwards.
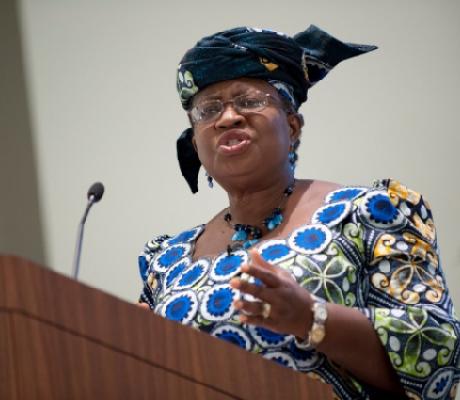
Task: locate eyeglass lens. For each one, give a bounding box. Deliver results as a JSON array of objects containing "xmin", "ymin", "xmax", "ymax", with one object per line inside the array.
[{"xmin": 192, "ymin": 93, "xmax": 271, "ymax": 123}]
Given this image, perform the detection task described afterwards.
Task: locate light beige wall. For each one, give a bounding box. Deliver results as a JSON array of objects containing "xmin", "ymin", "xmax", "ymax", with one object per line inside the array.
[
  {"xmin": 18, "ymin": 0, "xmax": 459, "ymax": 318},
  {"xmin": 0, "ymin": 0, "xmax": 46, "ymax": 264}
]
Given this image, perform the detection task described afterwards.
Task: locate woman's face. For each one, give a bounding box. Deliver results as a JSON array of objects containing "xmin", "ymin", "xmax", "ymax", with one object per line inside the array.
[{"xmin": 191, "ymin": 78, "xmax": 301, "ymax": 187}]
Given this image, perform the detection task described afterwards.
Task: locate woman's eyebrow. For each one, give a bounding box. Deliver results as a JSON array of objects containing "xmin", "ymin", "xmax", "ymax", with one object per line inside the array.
[
  {"xmin": 198, "ymin": 89, "xmax": 260, "ymax": 102},
  {"xmin": 199, "ymin": 95, "xmax": 222, "ymax": 101}
]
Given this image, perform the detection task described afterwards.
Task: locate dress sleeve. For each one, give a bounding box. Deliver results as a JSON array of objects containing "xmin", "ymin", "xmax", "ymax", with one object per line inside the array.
[
  {"xmin": 138, "ymin": 234, "xmax": 170, "ymax": 308},
  {"xmin": 361, "ymin": 179, "xmax": 460, "ymax": 400}
]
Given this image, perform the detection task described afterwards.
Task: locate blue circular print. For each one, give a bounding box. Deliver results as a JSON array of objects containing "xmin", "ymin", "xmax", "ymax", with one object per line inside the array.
[
  {"xmin": 325, "ymin": 187, "xmax": 367, "ymax": 204},
  {"xmin": 153, "ymin": 243, "xmax": 190, "ymax": 273},
  {"xmin": 166, "ymin": 225, "xmax": 204, "ymax": 246},
  {"xmin": 258, "ymin": 240, "xmax": 295, "ymax": 264},
  {"xmin": 290, "ymin": 341, "xmax": 321, "ymax": 369},
  {"xmin": 164, "ymin": 258, "xmax": 191, "ymax": 289},
  {"xmin": 210, "ymin": 250, "xmax": 247, "ymax": 282},
  {"xmin": 312, "ymin": 201, "xmax": 351, "ymax": 227},
  {"xmin": 161, "ymin": 290, "xmax": 198, "ymax": 324},
  {"xmin": 288, "ymin": 224, "xmax": 332, "ymax": 255},
  {"xmin": 263, "ymin": 352, "xmax": 296, "ymax": 369},
  {"xmin": 175, "ymin": 259, "xmax": 210, "ymax": 289},
  {"xmin": 200, "ymin": 285, "xmax": 240, "ymax": 321},
  {"xmin": 249, "ymin": 325, "xmax": 292, "ymax": 349},
  {"xmin": 423, "ymin": 367, "xmax": 455, "ymax": 399},
  {"xmin": 358, "ymin": 191, "xmax": 405, "ymax": 230},
  {"xmin": 211, "ymin": 324, "xmax": 252, "ymax": 351}
]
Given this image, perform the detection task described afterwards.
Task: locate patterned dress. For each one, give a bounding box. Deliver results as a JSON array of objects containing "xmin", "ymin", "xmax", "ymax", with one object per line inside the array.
[{"xmin": 138, "ymin": 179, "xmax": 460, "ymax": 400}]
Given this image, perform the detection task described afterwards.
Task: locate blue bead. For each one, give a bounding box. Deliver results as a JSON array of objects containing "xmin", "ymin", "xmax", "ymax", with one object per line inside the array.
[
  {"xmin": 265, "ymin": 213, "xmax": 283, "ymax": 231},
  {"xmin": 243, "ymin": 239, "xmax": 259, "ymax": 249},
  {"xmin": 232, "ymin": 230, "xmax": 247, "ymax": 241}
]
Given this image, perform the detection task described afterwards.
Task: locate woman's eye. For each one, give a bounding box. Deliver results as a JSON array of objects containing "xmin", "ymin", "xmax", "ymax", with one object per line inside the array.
[
  {"xmin": 200, "ymin": 103, "xmax": 221, "ymax": 114},
  {"xmin": 239, "ymin": 97, "xmax": 263, "ymax": 108}
]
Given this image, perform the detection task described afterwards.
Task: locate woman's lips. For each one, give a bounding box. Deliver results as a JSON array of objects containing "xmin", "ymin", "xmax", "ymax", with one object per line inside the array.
[
  {"xmin": 218, "ymin": 139, "xmax": 251, "ymax": 155},
  {"xmin": 216, "ymin": 130, "xmax": 251, "ymax": 155}
]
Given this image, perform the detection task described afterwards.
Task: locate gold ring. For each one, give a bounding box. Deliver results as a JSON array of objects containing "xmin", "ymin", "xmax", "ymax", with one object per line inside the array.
[{"xmin": 262, "ymin": 302, "xmax": 271, "ymax": 319}]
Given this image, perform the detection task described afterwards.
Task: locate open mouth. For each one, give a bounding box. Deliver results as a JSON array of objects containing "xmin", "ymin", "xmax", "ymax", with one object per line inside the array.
[
  {"xmin": 226, "ymin": 138, "xmax": 246, "ymax": 146},
  {"xmin": 216, "ymin": 131, "xmax": 251, "ymax": 155},
  {"xmin": 217, "ymin": 130, "xmax": 251, "ymax": 148},
  {"xmin": 218, "ymin": 139, "xmax": 251, "ymax": 155}
]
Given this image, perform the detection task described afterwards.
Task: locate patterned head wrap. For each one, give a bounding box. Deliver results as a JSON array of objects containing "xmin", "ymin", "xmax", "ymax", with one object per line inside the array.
[{"xmin": 177, "ymin": 25, "xmax": 376, "ymax": 193}]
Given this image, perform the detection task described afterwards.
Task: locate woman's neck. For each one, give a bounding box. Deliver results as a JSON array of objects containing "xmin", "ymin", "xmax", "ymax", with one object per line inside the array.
[{"xmin": 225, "ymin": 173, "xmax": 294, "ymax": 227}]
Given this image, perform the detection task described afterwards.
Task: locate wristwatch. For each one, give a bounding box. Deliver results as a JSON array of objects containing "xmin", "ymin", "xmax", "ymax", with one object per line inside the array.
[{"xmin": 296, "ymin": 294, "xmax": 328, "ymax": 348}]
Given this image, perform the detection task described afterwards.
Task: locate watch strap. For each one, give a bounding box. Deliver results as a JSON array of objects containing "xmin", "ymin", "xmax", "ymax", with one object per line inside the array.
[{"xmin": 295, "ymin": 294, "xmax": 327, "ymax": 349}]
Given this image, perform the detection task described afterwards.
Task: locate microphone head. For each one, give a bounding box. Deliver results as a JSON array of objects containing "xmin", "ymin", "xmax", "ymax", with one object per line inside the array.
[{"xmin": 87, "ymin": 182, "xmax": 105, "ymax": 202}]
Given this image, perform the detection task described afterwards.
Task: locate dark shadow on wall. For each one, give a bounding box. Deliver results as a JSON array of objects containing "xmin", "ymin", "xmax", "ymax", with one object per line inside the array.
[{"xmin": 0, "ymin": 0, "xmax": 47, "ymax": 266}]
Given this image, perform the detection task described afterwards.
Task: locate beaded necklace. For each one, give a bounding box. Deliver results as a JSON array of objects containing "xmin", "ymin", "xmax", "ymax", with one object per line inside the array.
[{"xmin": 224, "ymin": 181, "xmax": 295, "ymax": 254}]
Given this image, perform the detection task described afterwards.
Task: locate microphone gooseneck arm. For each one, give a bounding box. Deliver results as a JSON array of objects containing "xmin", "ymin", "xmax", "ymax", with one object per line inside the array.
[
  {"xmin": 72, "ymin": 195, "xmax": 96, "ymax": 280},
  {"xmin": 72, "ymin": 182, "xmax": 104, "ymax": 281}
]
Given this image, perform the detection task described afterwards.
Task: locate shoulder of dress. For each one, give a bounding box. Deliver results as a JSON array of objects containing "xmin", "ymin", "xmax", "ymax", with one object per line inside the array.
[
  {"xmin": 138, "ymin": 235, "xmax": 171, "ymax": 279},
  {"xmin": 142, "ymin": 224, "xmax": 205, "ymax": 255},
  {"xmin": 371, "ymin": 178, "xmax": 426, "ymax": 207},
  {"xmin": 138, "ymin": 225, "xmax": 205, "ymax": 281},
  {"xmin": 142, "ymin": 234, "xmax": 171, "ymax": 255},
  {"xmin": 322, "ymin": 184, "xmax": 370, "ymax": 205},
  {"xmin": 357, "ymin": 178, "xmax": 436, "ymax": 243}
]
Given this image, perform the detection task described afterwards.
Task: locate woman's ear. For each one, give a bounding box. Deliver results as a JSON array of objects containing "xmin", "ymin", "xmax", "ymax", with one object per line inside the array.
[
  {"xmin": 287, "ymin": 112, "xmax": 304, "ymax": 142},
  {"xmin": 187, "ymin": 112, "xmax": 193, "ymax": 126},
  {"xmin": 186, "ymin": 113, "xmax": 198, "ymax": 152}
]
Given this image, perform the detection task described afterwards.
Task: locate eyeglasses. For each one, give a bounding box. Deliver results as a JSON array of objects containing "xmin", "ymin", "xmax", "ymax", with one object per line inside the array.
[{"xmin": 189, "ymin": 92, "xmax": 284, "ymax": 124}]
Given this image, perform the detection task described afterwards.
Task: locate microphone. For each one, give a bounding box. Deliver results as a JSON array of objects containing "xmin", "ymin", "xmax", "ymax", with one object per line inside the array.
[
  {"xmin": 88, "ymin": 182, "xmax": 104, "ymax": 203},
  {"xmin": 72, "ymin": 182, "xmax": 105, "ymax": 280}
]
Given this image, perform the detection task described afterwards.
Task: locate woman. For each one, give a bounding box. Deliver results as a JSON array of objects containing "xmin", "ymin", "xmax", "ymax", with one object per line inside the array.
[{"xmin": 138, "ymin": 26, "xmax": 460, "ymax": 399}]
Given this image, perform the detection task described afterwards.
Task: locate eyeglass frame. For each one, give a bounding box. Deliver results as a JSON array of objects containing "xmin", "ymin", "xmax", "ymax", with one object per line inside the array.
[{"xmin": 188, "ymin": 91, "xmax": 293, "ymax": 125}]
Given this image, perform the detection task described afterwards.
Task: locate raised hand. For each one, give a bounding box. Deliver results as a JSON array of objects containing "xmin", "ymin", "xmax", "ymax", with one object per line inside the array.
[{"xmin": 230, "ymin": 248, "xmax": 313, "ymax": 339}]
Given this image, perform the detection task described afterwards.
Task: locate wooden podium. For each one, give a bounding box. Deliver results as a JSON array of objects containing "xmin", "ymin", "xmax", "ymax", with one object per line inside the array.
[{"xmin": 0, "ymin": 255, "xmax": 333, "ymax": 399}]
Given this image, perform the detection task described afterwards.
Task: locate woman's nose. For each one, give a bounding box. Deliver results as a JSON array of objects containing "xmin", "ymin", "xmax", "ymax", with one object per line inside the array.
[{"xmin": 215, "ymin": 103, "xmax": 245, "ymax": 129}]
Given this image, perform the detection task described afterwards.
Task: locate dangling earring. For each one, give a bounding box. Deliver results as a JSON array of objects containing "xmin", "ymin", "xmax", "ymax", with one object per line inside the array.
[
  {"xmin": 205, "ymin": 172, "xmax": 214, "ymax": 188},
  {"xmin": 288, "ymin": 143, "xmax": 298, "ymax": 174}
]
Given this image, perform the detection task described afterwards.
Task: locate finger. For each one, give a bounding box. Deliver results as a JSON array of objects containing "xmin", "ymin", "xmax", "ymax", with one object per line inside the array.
[
  {"xmin": 238, "ymin": 313, "xmax": 277, "ymax": 330},
  {"xmin": 241, "ymin": 262, "xmax": 280, "ymax": 288},
  {"xmin": 233, "ymin": 299, "xmax": 265, "ymax": 316},
  {"xmin": 245, "ymin": 250, "xmax": 296, "ymax": 285},
  {"xmin": 230, "ymin": 278, "xmax": 278, "ymax": 304},
  {"xmin": 137, "ymin": 302, "xmax": 150, "ymax": 310},
  {"xmin": 230, "ymin": 277, "xmax": 264, "ymax": 298},
  {"xmin": 249, "ymin": 249, "xmax": 278, "ymax": 271}
]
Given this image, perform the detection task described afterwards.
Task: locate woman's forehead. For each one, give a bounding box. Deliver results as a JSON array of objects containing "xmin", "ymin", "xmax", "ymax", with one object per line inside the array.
[{"xmin": 194, "ymin": 78, "xmax": 278, "ymax": 101}]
